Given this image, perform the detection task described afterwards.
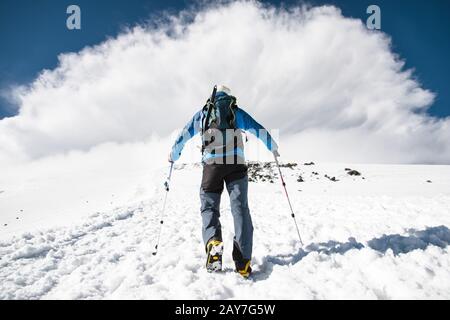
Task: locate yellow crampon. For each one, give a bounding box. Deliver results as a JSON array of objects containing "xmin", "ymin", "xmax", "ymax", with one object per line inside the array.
[
  {"xmin": 207, "ymin": 240, "xmax": 223, "ymax": 250},
  {"xmin": 206, "ymin": 239, "xmax": 223, "ymax": 272},
  {"xmin": 237, "ymin": 260, "xmax": 251, "ymax": 278}
]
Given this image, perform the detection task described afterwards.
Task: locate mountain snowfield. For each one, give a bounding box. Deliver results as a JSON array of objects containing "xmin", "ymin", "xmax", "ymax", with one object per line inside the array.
[{"xmin": 1, "ymin": 161, "xmax": 450, "ymax": 299}]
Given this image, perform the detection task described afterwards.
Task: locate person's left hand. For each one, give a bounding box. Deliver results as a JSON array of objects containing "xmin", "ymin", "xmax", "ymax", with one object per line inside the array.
[{"xmin": 273, "ymin": 149, "xmax": 280, "ymax": 158}]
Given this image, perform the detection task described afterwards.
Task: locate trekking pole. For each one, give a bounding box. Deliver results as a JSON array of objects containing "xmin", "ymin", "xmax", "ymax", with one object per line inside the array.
[
  {"xmin": 273, "ymin": 155, "xmax": 304, "ymax": 246},
  {"xmin": 152, "ymin": 162, "xmax": 174, "ymax": 255}
]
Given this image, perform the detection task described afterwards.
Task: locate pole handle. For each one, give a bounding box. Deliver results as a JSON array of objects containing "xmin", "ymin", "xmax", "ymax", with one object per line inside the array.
[{"xmin": 165, "ymin": 162, "xmax": 174, "ymax": 191}]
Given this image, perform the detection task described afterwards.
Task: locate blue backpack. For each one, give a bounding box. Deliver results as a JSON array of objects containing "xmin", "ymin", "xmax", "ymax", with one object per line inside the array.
[{"xmin": 202, "ymin": 87, "xmax": 237, "ymax": 132}]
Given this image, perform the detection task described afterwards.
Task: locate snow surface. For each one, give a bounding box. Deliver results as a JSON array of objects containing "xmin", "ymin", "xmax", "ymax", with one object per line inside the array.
[{"xmin": 1, "ymin": 161, "xmax": 450, "ymax": 299}]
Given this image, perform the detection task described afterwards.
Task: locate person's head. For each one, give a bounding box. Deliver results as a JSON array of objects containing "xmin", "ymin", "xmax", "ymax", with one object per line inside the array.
[{"xmin": 216, "ymin": 85, "xmax": 231, "ymax": 96}]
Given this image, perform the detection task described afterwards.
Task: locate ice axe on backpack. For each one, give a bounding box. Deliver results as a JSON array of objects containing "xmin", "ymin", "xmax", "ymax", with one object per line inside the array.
[
  {"xmin": 202, "ymin": 85, "xmax": 217, "ymax": 134},
  {"xmin": 201, "ymin": 85, "xmax": 217, "ymax": 155}
]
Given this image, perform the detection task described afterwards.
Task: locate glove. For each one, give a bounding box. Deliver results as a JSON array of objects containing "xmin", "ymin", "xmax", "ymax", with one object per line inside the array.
[
  {"xmin": 168, "ymin": 152, "xmax": 174, "ymax": 163},
  {"xmin": 273, "ymin": 149, "xmax": 280, "ymax": 158}
]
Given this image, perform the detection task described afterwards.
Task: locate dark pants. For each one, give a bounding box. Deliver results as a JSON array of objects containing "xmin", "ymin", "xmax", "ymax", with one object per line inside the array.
[{"xmin": 200, "ymin": 164, "xmax": 253, "ymax": 260}]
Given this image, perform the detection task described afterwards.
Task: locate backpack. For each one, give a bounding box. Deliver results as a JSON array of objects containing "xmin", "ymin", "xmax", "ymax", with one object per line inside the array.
[
  {"xmin": 202, "ymin": 93, "xmax": 237, "ymax": 132},
  {"xmin": 201, "ymin": 86, "xmax": 238, "ymax": 154}
]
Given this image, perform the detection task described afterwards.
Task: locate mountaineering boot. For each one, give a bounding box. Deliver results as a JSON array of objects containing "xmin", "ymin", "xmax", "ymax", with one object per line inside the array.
[
  {"xmin": 232, "ymin": 240, "xmax": 252, "ymax": 278},
  {"xmin": 235, "ymin": 259, "xmax": 252, "ymax": 278},
  {"xmin": 206, "ymin": 239, "xmax": 223, "ymax": 272}
]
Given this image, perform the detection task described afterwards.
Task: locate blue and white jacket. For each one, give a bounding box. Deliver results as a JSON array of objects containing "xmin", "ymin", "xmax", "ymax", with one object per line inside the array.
[{"xmin": 170, "ymin": 92, "xmax": 278, "ymax": 164}]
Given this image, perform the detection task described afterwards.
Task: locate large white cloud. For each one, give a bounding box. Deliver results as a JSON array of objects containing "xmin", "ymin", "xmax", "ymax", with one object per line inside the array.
[{"xmin": 0, "ymin": 0, "xmax": 448, "ymax": 165}]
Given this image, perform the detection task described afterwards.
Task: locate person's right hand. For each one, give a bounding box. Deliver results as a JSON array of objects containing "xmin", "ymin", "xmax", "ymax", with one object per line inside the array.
[{"xmin": 168, "ymin": 152, "xmax": 174, "ymax": 163}]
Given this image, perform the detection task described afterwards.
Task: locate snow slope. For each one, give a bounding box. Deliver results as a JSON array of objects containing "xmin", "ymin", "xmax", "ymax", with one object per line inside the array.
[{"xmin": 1, "ymin": 161, "xmax": 450, "ymax": 299}]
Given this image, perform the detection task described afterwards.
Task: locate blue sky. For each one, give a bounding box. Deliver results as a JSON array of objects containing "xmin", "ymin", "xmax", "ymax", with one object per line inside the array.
[{"xmin": 1, "ymin": 0, "xmax": 449, "ymax": 119}]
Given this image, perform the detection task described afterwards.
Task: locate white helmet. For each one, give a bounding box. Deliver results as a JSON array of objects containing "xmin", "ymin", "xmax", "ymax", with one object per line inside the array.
[{"xmin": 216, "ymin": 85, "xmax": 231, "ymax": 95}]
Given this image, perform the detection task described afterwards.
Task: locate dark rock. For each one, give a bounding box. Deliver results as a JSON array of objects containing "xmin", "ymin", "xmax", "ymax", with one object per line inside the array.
[
  {"xmin": 263, "ymin": 163, "xmax": 271, "ymax": 169},
  {"xmin": 347, "ymin": 170, "xmax": 361, "ymax": 176},
  {"xmin": 279, "ymin": 162, "xmax": 298, "ymax": 169},
  {"xmin": 247, "ymin": 161, "xmax": 276, "ymax": 183},
  {"xmin": 304, "ymin": 162, "xmax": 315, "ymax": 166},
  {"xmin": 426, "ymin": 180, "xmax": 432, "ymax": 183},
  {"xmin": 325, "ymin": 174, "xmax": 339, "ymax": 182},
  {"xmin": 297, "ymin": 175, "xmax": 304, "ymax": 182}
]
